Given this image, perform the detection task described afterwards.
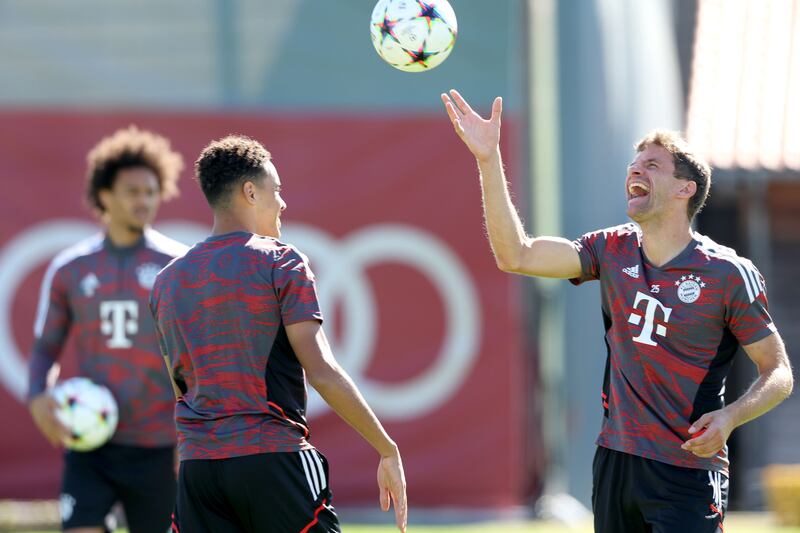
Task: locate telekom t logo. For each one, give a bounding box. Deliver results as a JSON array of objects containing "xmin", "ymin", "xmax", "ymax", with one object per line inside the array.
[
  {"xmin": 627, "ymin": 291, "xmax": 672, "ymax": 346},
  {"xmin": 99, "ymin": 300, "xmax": 138, "ymax": 348}
]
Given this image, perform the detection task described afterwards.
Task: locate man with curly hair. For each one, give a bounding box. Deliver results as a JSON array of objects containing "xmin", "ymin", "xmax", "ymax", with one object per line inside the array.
[
  {"xmin": 28, "ymin": 126, "xmax": 187, "ymax": 533},
  {"xmin": 150, "ymin": 135, "xmax": 407, "ymax": 532}
]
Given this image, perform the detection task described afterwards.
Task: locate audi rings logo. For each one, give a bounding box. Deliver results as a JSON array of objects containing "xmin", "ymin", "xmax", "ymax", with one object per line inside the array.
[{"xmin": 0, "ymin": 220, "xmax": 480, "ymax": 420}]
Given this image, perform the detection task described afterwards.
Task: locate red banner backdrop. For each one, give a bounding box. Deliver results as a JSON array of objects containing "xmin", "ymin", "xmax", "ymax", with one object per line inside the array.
[{"xmin": 0, "ymin": 110, "xmax": 535, "ymax": 507}]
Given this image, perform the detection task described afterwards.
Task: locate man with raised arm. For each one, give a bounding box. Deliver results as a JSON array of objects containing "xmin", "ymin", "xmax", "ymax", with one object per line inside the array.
[{"xmin": 442, "ymin": 89, "xmax": 793, "ymax": 533}]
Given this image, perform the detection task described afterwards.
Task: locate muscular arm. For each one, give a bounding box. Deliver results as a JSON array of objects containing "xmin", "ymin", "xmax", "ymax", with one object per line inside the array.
[
  {"xmin": 726, "ymin": 332, "xmax": 793, "ymax": 427},
  {"xmin": 442, "ymin": 90, "xmax": 581, "ymax": 279},
  {"xmin": 683, "ymin": 332, "xmax": 794, "ymax": 458},
  {"xmin": 286, "ymin": 320, "xmax": 407, "ymax": 532}
]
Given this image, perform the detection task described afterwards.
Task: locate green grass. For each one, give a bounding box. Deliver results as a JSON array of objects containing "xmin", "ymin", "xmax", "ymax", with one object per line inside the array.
[
  {"xmin": 16, "ymin": 514, "xmax": 800, "ymax": 533},
  {"xmin": 342, "ymin": 516, "xmax": 800, "ymax": 533}
]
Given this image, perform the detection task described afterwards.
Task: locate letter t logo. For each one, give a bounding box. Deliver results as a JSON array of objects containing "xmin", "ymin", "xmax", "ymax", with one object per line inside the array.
[
  {"xmin": 627, "ymin": 291, "xmax": 672, "ymax": 346},
  {"xmin": 100, "ymin": 300, "xmax": 139, "ymax": 348}
]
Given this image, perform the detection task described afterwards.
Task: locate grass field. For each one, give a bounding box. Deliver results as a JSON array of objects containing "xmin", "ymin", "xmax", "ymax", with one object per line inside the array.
[
  {"xmin": 343, "ymin": 515, "xmax": 800, "ymax": 532},
  {"xmin": 10, "ymin": 515, "xmax": 800, "ymax": 533},
  {"xmin": 3, "ymin": 501, "xmax": 798, "ymax": 533}
]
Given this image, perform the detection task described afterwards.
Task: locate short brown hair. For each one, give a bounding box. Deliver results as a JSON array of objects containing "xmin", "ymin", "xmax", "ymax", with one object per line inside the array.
[
  {"xmin": 635, "ymin": 130, "xmax": 712, "ymax": 220},
  {"xmin": 86, "ymin": 125, "xmax": 183, "ymax": 213},
  {"xmin": 194, "ymin": 135, "xmax": 272, "ymax": 207}
]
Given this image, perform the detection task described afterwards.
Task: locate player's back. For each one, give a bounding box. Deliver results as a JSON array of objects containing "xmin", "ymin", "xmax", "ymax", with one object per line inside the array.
[{"xmin": 151, "ymin": 230, "xmax": 323, "ymax": 461}]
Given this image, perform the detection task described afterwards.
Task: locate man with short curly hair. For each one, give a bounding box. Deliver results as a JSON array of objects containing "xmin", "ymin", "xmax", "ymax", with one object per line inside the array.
[
  {"xmin": 442, "ymin": 90, "xmax": 793, "ymax": 533},
  {"xmin": 150, "ymin": 135, "xmax": 407, "ymax": 532},
  {"xmin": 28, "ymin": 126, "xmax": 187, "ymax": 533}
]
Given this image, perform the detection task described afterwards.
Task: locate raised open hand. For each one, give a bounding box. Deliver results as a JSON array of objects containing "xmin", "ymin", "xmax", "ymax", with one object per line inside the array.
[{"xmin": 441, "ymin": 89, "xmax": 502, "ymax": 162}]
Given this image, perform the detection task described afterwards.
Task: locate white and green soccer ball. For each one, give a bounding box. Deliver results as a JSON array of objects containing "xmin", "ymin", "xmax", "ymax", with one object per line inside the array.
[
  {"xmin": 52, "ymin": 377, "xmax": 118, "ymax": 452},
  {"xmin": 370, "ymin": 0, "xmax": 458, "ymax": 72}
]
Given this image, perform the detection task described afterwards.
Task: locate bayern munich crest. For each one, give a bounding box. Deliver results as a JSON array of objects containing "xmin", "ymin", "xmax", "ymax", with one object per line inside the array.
[
  {"xmin": 136, "ymin": 263, "xmax": 161, "ymax": 289},
  {"xmin": 675, "ymin": 274, "xmax": 705, "ymax": 303}
]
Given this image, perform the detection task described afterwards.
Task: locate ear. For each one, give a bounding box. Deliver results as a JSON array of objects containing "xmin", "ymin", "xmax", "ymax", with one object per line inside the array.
[
  {"xmin": 242, "ymin": 181, "xmax": 257, "ymax": 205},
  {"xmin": 97, "ymin": 188, "xmax": 112, "ymax": 211},
  {"xmin": 676, "ymin": 180, "xmax": 697, "ymax": 199}
]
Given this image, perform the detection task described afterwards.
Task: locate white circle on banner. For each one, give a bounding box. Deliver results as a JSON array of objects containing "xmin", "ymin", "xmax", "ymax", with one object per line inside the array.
[{"xmin": 0, "ymin": 220, "xmax": 480, "ymax": 420}]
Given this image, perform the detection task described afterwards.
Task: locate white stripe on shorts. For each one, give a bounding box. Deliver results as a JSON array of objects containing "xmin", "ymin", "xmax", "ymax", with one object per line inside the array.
[
  {"xmin": 310, "ymin": 449, "xmax": 327, "ymax": 492},
  {"xmin": 299, "ymin": 450, "xmax": 318, "ymax": 499},
  {"xmin": 303, "ymin": 450, "xmax": 321, "ymax": 496}
]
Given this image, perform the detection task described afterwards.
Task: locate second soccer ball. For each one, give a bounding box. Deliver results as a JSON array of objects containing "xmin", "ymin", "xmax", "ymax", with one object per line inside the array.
[{"xmin": 52, "ymin": 377, "xmax": 119, "ymax": 451}]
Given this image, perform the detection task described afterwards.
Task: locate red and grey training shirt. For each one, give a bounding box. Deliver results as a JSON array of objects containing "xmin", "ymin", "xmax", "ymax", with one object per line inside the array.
[
  {"xmin": 150, "ymin": 231, "xmax": 323, "ymax": 461},
  {"xmin": 571, "ymin": 223, "xmax": 775, "ymax": 474},
  {"xmin": 29, "ymin": 228, "xmax": 188, "ymax": 447}
]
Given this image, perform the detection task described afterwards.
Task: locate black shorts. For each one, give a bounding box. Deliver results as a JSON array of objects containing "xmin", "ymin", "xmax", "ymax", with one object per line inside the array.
[
  {"xmin": 61, "ymin": 442, "xmax": 176, "ymax": 533},
  {"xmin": 176, "ymin": 449, "xmax": 340, "ymax": 533},
  {"xmin": 592, "ymin": 446, "xmax": 728, "ymax": 533}
]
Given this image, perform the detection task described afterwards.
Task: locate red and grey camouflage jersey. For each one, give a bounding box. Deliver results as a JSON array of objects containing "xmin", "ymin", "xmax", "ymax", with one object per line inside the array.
[
  {"xmin": 149, "ymin": 231, "xmax": 323, "ymax": 461},
  {"xmin": 571, "ymin": 223, "xmax": 776, "ymax": 474},
  {"xmin": 29, "ymin": 228, "xmax": 188, "ymax": 447}
]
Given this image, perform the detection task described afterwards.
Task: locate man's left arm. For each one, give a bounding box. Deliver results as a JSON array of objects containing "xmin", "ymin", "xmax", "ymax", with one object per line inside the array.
[{"xmin": 682, "ymin": 332, "xmax": 794, "ymax": 458}]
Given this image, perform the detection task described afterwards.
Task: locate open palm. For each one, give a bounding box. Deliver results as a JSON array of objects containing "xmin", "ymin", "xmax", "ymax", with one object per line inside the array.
[{"xmin": 441, "ymin": 89, "xmax": 502, "ymax": 162}]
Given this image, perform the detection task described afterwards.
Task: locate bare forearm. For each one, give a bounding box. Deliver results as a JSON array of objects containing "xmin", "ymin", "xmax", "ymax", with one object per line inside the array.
[
  {"xmin": 727, "ymin": 362, "xmax": 793, "ymax": 428},
  {"xmin": 310, "ymin": 366, "xmax": 397, "ymax": 457},
  {"xmin": 477, "ymin": 149, "xmax": 529, "ymax": 270}
]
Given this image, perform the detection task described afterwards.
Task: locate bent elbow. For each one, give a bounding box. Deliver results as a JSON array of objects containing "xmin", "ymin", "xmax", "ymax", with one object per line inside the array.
[
  {"xmin": 785, "ymin": 368, "xmax": 795, "ymax": 398},
  {"xmin": 494, "ymin": 253, "xmax": 521, "ymax": 274}
]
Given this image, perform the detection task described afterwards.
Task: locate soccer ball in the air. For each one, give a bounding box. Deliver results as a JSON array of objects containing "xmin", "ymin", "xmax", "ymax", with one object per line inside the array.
[
  {"xmin": 52, "ymin": 377, "xmax": 118, "ymax": 451},
  {"xmin": 370, "ymin": 0, "xmax": 457, "ymax": 72}
]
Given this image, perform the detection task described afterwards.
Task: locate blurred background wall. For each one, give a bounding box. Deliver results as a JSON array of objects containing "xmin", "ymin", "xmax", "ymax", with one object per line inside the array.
[{"xmin": 0, "ymin": 0, "xmax": 797, "ymax": 514}]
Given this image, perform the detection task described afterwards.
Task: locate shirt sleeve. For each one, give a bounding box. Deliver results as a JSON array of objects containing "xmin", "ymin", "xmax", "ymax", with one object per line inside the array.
[
  {"xmin": 724, "ymin": 260, "xmax": 776, "ymax": 346},
  {"xmin": 569, "ymin": 228, "xmax": 607, "ymax": 285},
  {"xmin": 272, "ymin": 245, "xmax": 323, "ymax": 326},
  {"xmin": 28, "ymin": 261, "xmax": 72, "ymax": 400}
]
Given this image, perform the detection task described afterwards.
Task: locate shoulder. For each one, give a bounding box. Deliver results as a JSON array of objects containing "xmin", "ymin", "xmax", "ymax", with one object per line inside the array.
[
  {"xmin": 583, "ymin": 222, "xmax": 639, "ymax": 241},
  {"xmin": 693, "ymin": 233, "xmax": 764, "ymax": 301},
  {"xmin": 144, "ymin": 228, "xmax": 190, "ymax": 259},
  {"xmin": 47, "ymin": 232, "xmax": 106, "ymax": 276},
  {"xmin": 245, "ymin": 235, "xmax": 308, "ymax": 263},
  {"xmin": 578, "ymin": 223, "xmax": 641, "ymax": 251}
]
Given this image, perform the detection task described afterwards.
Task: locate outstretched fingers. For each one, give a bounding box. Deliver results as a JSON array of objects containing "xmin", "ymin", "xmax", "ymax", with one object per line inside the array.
[
  {"xmin": 448, "ymin": 89, "xmax": 475, "ymax": 116},
  {"xmin": 491, "ymin": 96, "xmax": 503, "ymax": 125},
  {"xmin": 441, "ymin": 94, "xmax": 465, "ymax": 136}
]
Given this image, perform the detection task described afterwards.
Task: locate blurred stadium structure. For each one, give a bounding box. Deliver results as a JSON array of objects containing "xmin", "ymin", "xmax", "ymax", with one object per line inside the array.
[{"xmin": 0, "ymin": 0, "xmax": 797, "ymax": 522}]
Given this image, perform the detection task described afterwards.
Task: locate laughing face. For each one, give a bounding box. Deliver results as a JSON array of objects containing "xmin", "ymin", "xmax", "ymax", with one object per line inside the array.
[{"xmin": 625, "ymin": 143, "xmax": 680, "ymax": 223}]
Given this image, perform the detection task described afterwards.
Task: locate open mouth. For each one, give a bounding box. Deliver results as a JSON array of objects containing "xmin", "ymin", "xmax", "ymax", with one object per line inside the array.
[{"xmin": 627, "ymin": 182, "xmax": 650, "ymax": 200}]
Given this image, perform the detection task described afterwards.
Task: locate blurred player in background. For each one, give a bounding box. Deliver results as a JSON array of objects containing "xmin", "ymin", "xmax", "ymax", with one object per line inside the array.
[
  {"xmin": 150, "ymin": 135, "xmax": 407, "ymax": 533},
  {"xmin": 27, "ymin": 126, "xmax": 186, "ymax": 533},
  {"xmin": 442, "ymin": 89, "xmax": 794, "ymax": 533}
]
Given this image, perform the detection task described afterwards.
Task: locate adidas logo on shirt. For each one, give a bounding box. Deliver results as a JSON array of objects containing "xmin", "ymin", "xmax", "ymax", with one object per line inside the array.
[{"xmin": 622, "ymin": 265, "xmax": 640, "ymax": 278}]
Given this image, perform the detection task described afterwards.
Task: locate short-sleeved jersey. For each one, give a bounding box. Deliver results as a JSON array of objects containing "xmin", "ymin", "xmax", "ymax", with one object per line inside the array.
[
  {"xmin": 29, "ymin": 228, "xmax": 188, "ymax": 447},
  {"xmin": 149, "ymin": 231, "xmax": 323, "ymax": 461},
  {"xmin": 571, "ymin": 223, "xmax": 776, "ymax": 474}
]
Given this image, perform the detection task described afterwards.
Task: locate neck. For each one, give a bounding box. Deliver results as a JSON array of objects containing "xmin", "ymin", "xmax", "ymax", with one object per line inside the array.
[
  {"xmin": 638, "ymin": 216, "xmax": 694, "ymax": 267},
  {"xmin": 211, "ymin": 210, "xmax": 256, "ymax": 236},
  {"xmin": 106, "ymin": 221, "xmax": 145, "ymax": 247}
]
